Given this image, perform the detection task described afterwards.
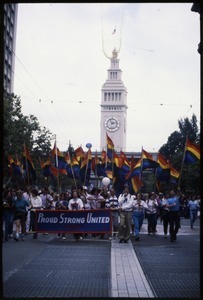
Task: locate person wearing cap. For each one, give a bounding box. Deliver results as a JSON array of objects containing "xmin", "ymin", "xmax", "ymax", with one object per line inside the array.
[{"xmin": 118, "ymin": 186, "xmax": 134, "ymax": 243}]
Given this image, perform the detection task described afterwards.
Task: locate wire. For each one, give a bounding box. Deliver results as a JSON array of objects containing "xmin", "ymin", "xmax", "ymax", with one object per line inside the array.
[{"xmin": 6, "ymin": 42, "xmax": 72, "ymax": 145}]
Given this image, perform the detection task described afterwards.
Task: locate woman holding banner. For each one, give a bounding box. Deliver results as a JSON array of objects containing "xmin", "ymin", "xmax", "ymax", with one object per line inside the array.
[
  {"xmin": 56, "ymin": 192, "xmax": 69, "ymax": 240},
  {"xmin": 30, "ymin": 189, "xmax": 43, "ymax": 239},
  {"xmin": 68, "ymin": 190, "xmax": 84, "ymax": 241}
]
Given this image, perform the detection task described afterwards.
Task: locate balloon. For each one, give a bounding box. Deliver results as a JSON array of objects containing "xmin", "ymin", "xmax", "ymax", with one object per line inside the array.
[
  {"xmin": 86, "ymin": 143, "xmax": 92, "ymax": 149},
  {"xmin": 102, "ymin": 177, "xmax": 110, "ymax": 186}
]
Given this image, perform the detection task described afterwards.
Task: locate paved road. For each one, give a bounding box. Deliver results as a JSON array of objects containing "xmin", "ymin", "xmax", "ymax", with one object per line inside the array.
[{"xmin": 2, "ymin": 217, "xmax": 201, "ymax": 298}]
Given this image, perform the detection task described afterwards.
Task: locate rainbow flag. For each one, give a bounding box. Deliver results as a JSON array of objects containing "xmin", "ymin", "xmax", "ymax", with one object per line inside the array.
[
  {"xmin": 184, "ymin": 139, "xmax": 200, "ymax": 165},
  {"xmin": 51, "ymin": 142, "xmax": 67, "ymax": 175},
  {"xmin": 142, "ymin": 149, "xmax": 159, "ymax": 170},
  {"xmin": 22, "ymin": 144, "xmax": 36, "ymax": 181},
  {"xmin": 156, "ymin": 153, "xmax": 170, "ymax": 182},
  {"xmin": 106, "ymin": 133, "xmax": 115, "ymax": 160},
  {"xmin": 170, "ymin": 166, "xmax": 180, "ymax": 184}
]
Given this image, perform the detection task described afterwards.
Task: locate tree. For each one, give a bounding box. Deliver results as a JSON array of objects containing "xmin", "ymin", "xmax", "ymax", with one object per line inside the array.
[
  {"xmin": 159, "ymin": 114, "xmax": 200, "ymax": 193},
  {"xmin": 159, "ymin": 114, "xmax": 199, "ymax": 162},
  {"xmin": 3, "ymin": 93, "xmax": 54, "ymax": 188}
]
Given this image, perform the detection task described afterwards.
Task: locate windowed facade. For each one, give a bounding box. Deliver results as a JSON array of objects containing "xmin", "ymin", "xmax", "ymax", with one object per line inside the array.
[
  {"xmin": 100, "ymin": 53, "xmax": 128, "ymax": 151},
  {"xmin": 4, "ymin": 3, "xmax": 18, "ymax": 95}
]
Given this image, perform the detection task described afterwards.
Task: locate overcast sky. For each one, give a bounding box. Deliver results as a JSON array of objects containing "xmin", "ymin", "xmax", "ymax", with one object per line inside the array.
[{"xmin": 13, "ymin": 3, "xmax": 200, "ymax": 153}]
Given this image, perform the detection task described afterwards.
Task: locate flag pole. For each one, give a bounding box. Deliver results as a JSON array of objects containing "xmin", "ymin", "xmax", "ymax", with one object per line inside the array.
[
  {"xmin": 68, "ymin": 150, "xmax": 78, "ymax": 190},
  {"xmin": 54, "ymin": 136, "xmax": 60, "ymax": 194},
  {"xmin": 140, "ymin": 146, "xmax": 144, "ymax": 186},
  {"xmin": 95, "ymin": 151, "xmax": 98, "ymax": 188},
  {"xmin": 24, "ymin": 143, "xmax": 30, "ymax": 187},
  {"xmin": 112, "ymin": 149, "xmax": 114, "ymax": 185},
  {"xmin": 178, "ymin": 136, "xmax": 188, "ymax": 190},
  {"xmin": 105, "ymin": 133, "xmax": 108, "ymax": 168},
  {"xmin": 84, "ymin": 149, "xmax": 90, "ymax": 187}
]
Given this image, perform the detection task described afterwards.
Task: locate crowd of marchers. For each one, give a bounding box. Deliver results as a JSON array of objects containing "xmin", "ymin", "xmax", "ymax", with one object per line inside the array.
[{"xmin": 3, "ymin": 185, "xmax": 201, "ymax": 243}]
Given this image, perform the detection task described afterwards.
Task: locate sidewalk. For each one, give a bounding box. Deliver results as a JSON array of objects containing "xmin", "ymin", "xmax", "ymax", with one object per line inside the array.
[{"xmin": 111, "ymin": 239, "xmax": 156, "ymax": 298}]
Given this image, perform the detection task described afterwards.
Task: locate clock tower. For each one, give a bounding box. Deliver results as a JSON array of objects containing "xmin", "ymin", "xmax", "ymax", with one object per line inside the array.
[{"xmin": 100, "ymin": 48, "xmax": 127, "ymax": 151}]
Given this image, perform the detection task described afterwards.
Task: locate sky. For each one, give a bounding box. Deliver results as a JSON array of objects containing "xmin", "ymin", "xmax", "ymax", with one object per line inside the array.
[{"xmin": 13, "ymin": 3, "xmax": 200, "ymax": 153}]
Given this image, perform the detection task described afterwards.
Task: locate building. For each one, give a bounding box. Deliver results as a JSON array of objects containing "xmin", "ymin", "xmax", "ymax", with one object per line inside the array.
[
  {"xmin": 4, "ymin": 3, "xmax": 18, "ymax": 95},
  {"xmin": 191, "ymin": 3, "xmax": 202, "ymax": 55},
  {"xmin": 100, "ymin": 48, "xmax": 128, "ymax": 152}
]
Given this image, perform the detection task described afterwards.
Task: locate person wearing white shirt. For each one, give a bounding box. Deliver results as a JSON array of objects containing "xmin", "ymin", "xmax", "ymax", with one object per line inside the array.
[
  {"xmin": 22, "ymin": 188, "xmax": 31, "ymax": 233},
  {"xmin": 68, "ymin": 190, "xmax": 84, "ymax": 241},
  {"xmin": 106, "ymin": 188, "xmax": 119, "ymax": 239},
  {"xmin": 132, "ymin": 192, "xmax": 151, "ymax": 241},
  {"xmin": 40, "ymin": 187, "xmax": 54, "ymax": 210},
  {"xmin": 187, "ymin": 195, "xmax": 200, "ymax": 229},
  {"xmin": 118, "ymin": 186, "xmax": 134, "ymax": 243},
  {"xmin": 145, "ymin": 192, "xmax": 159, "ymax": 235},
  {"xmin": 30, "ymin": 188, "xmax": 43, "ymax": 239}
]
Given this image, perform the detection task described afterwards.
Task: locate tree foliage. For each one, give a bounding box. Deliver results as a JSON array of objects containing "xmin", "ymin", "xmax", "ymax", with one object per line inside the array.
[
  {"xmin": 4, "ymin": 94, "xmax": 54, "ymax": 155},
  {"xmin": 159, "ymin": 114, "xmax": 200, "ymax": 193},
  {"xmin": 3, "ymin": 93, "xmax": 55, "ymax": 187},
  {"xmin": 159, "ymin": 114, "xmax": 199, "ymax": 161}
]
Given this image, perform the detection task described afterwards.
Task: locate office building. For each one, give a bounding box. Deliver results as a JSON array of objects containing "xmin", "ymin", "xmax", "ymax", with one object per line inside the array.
[{"xmin": 4, "ymin": 3, "xmax": 18, "ymax": 95}]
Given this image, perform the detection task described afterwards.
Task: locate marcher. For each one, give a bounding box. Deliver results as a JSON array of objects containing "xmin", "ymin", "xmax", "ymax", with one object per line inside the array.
[
  {"xmin": 99, "ymin": 186, "xmax": 109, "ymax": 239},
  {"xmin": 13, "ymin": 190, "xmax": 29, "ymax": 241},
  {"xmin": 68, "ymin": 190, "xmax": 84, "ymax": 241},
  {"xmin": 132, "ymin": 192, "xmax": 151, "ymax": 241},
  {"xmin": 39, "ymin": 187, "xmax": 54, "ymax": 235},
  {"xmin": 118, "ymin": 186, "xmax": 134, "ymax": 243},
  {"xmin": 30, "ymin": 188, "xmax": 43, "ymax": 239},
  {"xmin": 105, "ymin": 187, "xmax": 119, "ymax": 239},
  {"xmin": 40, "ymin": 187, "xmax": 54, "ymax": 210},
  {"xmin": 55, "ymin": 192, "xmax": 69, "ymax": 239},
  {"xmin": 197, "ymin": 195, "xmax": 201, "ymax": 219},
  {"xmin": 156, "ymin": 192, "xmax": 164, "ymax": 221},
  {"xmin": 80, "ymin": 186, "xmax": 91, "ymax": 210},
  {"xmin": 87, "ymin": 187, "xmax": 106, "ymax": 210},
  {"xmin": 187, "ymin": 195, "xmax": 200, "ymax": 229},
  {"xmin": 145, "ymin": 192, "xmax": 158, "ymax": 235},
  {"xmin": 160, "ymin": 192, "xmax": 170, "ymax": 238},
  {"xmin": 86, "ymin": 187, "xmax": 105, "ymax": 239},
  {"xmin": 166, "ymin": 190, "xmax": 181, "ymax": 242},
  {"xmin": 3, "ymin": 189, "xmax": 15, "ymax": 241},
  {"xmin": 22, "ymin": 187, "xmax": 31, "ymax": 233}
]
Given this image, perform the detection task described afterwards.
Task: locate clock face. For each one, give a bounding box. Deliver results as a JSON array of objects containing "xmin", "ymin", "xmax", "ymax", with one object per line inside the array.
[{"xmin": 105, "ymin": 117, "xmax": 120, "ymax": 132}]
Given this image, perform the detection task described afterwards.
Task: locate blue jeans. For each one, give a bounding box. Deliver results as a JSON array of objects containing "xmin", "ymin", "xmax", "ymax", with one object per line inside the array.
[
  {"xmin": 3, "ymin": 210, "xmax": 14, "ymax": 240},
  {"xmin": 189, "ymin": 210, "xmax": 197, "ymax": 227},
  {"xmin": 132, "ymin": 212, "xmax": 144, "ymax": 237}
]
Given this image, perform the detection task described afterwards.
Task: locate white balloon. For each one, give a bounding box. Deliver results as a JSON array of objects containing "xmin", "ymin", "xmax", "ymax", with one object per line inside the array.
[{"xmin": 102, "ymin": 177, "xmax": 110, "ymax": 186}]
